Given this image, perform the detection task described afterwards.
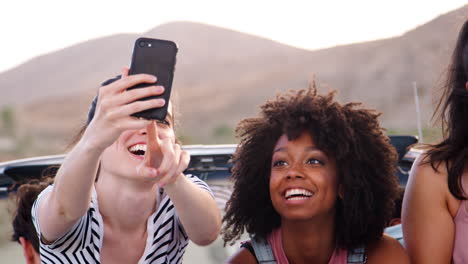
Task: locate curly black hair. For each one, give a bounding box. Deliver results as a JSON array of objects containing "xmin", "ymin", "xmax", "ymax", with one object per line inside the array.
[{"xmin": 222, "ymin": 88, "xmax": 399, "ymax": 249}]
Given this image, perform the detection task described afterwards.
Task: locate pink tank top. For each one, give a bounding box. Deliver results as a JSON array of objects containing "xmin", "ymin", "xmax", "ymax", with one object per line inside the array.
[
  {"xmin": 453, "ymin": 199, "xmax": 468, "ymax": 263},
  {"xmin": 267, "ymin": 228, "xmax": 347, "ymax": 264}
]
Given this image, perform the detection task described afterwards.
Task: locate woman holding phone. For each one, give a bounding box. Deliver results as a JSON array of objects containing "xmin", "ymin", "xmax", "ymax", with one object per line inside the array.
[{"xmin": 32, "ymin": 68, "xmax": 221, "ymax": 264}]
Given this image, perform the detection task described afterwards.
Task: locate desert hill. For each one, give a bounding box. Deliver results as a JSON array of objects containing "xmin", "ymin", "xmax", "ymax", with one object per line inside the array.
[{"xmin": 0, "ymin": 5, "xmax": 467, "ymax": 158}]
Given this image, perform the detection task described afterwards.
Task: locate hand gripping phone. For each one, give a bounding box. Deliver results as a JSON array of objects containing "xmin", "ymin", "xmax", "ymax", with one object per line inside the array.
[{"xmin": 128, "ymin": 37, "xmax": 178, "ymax": 120}]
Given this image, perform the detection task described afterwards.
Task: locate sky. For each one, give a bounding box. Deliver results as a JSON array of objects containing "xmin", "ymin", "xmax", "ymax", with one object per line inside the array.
[{"xmin": 0, "ymin": 0, "xmax": 466, "ymax": 73}]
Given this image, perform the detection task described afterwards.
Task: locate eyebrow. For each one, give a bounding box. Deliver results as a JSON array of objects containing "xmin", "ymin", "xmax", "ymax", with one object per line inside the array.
[{"xmin": 273, "ymin": 146, "xmax": 322, "ymax": 153}]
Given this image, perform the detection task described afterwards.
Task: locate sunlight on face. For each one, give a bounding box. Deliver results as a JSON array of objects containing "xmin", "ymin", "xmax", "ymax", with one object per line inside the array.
[
  {"xmin": 269, "ymin": 131, "xmax": 339, "ymax": 222},
  {"xmin": 99, "ymin": 103, "xmax": 176, "ymax": 179}
]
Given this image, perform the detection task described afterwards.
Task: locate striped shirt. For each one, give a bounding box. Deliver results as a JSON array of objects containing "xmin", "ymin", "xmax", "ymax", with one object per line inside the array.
[{"xmin": 32, "ymin": 174, "xmax": 213, "ymax": 264}]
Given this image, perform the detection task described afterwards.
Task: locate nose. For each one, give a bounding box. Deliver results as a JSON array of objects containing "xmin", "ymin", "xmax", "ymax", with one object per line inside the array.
[
  {"xmin": 286, "ymin": 163, "xmax": 305, "ymax": 180},
  {"xmin": 137, "ymin": 126, "xmax": 147, "ymax": 135}
]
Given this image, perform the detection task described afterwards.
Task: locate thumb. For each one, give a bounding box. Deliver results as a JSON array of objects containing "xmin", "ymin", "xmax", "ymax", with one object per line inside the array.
[{"xmin": 145, "ymin": 121, "xmax": 163, "ymax": 168}]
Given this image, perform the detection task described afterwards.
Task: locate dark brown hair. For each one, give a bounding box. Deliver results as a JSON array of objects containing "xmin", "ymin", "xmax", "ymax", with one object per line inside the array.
[
  {"xmin": 222, "ymin": 88, "xmax": 399, "ymax": 249},
  {"xmin": 426, "ymin": 19, "xmax": 468, "ymax": 200},
  {"xmin": 390, "ymin": 186, "xmax": 405, "ymax": 222},
  {"xmin": 11, "ymin": 177, "xmax": 54, "ymax": 252}
]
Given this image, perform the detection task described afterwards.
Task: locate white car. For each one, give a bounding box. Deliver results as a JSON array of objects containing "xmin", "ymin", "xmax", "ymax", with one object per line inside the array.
[{"xmin": 0, "ymin": 137, "xmax": 419, "ymax": 262}]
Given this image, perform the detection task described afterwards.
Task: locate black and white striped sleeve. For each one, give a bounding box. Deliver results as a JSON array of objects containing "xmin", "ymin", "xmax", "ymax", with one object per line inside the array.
[
  {"xmin": 185, "ymin": 174, "xmax": 214, "ymax": 197},
  {"xmin": 31, "ymin": 185, "xmax": 97, "ymax": 258}
]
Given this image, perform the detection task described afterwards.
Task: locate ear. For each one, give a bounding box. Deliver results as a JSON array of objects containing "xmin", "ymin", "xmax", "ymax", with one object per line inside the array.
[
  {"xmin": 19, "ymin": 237, "xmax": 40, "ymax": 264},
  {"xmin": 465, "ymin": 82, "xmax": 468, "ymax": 90}
]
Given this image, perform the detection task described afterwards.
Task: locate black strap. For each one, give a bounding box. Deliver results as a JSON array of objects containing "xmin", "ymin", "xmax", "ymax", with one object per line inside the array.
[
  {"xmin": 250, "ymin": 236, "xmax": 277, "ymax": 264},
  {"xmin": 241, "ymin": 241, "xmax": 256, "ymax": 257},
  {"xmin": 240, "ymin": 241, "xmax": 259, "ymax": 264}
]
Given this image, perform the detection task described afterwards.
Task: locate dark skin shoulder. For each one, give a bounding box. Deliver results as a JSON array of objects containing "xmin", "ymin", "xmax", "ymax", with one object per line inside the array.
[{"xmin": 225, "ymin": 244, "xmax": 258, "ymax": 264}]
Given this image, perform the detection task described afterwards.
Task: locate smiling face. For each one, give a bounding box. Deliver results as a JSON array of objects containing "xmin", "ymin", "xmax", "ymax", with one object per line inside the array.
[
  {"xmin": 269, "ymin": 131, "xmax": 339, "ymax": 222},
  {"xmin": 99, "ymin": 104, "xmax": 175, "ymax": 179}
]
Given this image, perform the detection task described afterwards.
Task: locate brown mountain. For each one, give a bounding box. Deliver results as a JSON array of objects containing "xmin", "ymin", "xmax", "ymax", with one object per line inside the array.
[{"xmin": 0, "ymin": 5, "xmax": 467, "ymax": 157}]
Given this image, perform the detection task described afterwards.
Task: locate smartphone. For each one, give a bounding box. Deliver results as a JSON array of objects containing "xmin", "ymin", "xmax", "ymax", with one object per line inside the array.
[{"xmin": 128, "ymin": 37, "xmax": 178, "ymax": 120}]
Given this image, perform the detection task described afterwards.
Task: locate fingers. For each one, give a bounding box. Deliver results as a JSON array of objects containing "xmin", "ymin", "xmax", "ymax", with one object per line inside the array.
[
  {"xmin": 121, "ymin": 67, "xmax": 129, "ymax": 77},
  {"xmin": 96, "ymin": 72, "xmax": 165, "ymax": 120},
  {"xmin": 146, "ymin": 121, "xmax": 162, "ymax": 168},
  {"xmin": 137, "ymin": 138, "xmax": 175, "ymax": 180},
  {"xmin": 157, "ymin": 150, "xmax": 190, "ymax": 187},
  {"xmin": 137, "ymin": 138, "xmax": 189, "ymax": 186},
  {"xmin": 176, "ymin": 150, "xmax": 191, "ymax": 179},
  {"xmin": 157, "ymin": 143, "xmax": 190, "ymax": 187},
  {"xmin": 157, "ymin": 138, "xmax": 177, "ymax": 177},
  {"xmin": 82, "ymin": 68, "xmax": 161, "ymax": 150},
  {"xmin": 147, "ymin": 121, "xmax": 159, "ymax": 148},
  {"xmin": 111, "ymin": 85, "xmax": 165, "ymax": 107},
  {"xmin": 113, "ymin": 98, "xmax": 165, "ymax": 117},
  {"xmin": 117, "ymin": 118, "xmax": 152, "ymax": 131},
  {"xmin": 179, "ymin": 150, "xmax": 190, "ymax": 171},
  {"xmin": 91, "ymin": 94, "xmax": 162, "ymax": 142},
  {"xmin": 100, "ymin": 74, "xmax": 157, "ymax": 96},
  {"xmin": 136, "ymin": 162, "xmax": 158, "ymax": 178}
]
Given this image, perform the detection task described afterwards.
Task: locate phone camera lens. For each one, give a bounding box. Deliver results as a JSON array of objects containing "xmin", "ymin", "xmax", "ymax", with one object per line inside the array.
[{"xmin": 139, "ymin": 41, "xmax": 146, "ymax": 47}]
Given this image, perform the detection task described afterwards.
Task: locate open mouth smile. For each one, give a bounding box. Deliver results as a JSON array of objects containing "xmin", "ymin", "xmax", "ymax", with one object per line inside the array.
[
  {"xmin": 128, "ymin": 144, "xmax": 147, "ymax": 157},
  {"xmin": 284, "ymin": 188, "xmax": 314, "ymax": 201}
]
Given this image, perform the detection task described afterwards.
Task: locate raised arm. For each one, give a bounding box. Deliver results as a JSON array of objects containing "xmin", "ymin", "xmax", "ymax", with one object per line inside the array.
[
  {"xmin": 164, "ymin": 170, "xmax": 222, "ymax": 245},
  {"xmin": 36, "ymin": 69, "xmax": 165, "ymax": 242},
  {"xmin": 402, "ymin": 155, "xmax": 455, "ymax": 264},
  {"xmin": 141, "ymin": 122, "xmax": 222, "ymax": 245}
]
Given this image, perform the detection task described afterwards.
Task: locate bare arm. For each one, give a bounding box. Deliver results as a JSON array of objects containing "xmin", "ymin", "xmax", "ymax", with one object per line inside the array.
[
  {"xmin": 366, "ymin": 234, "xmax": 409, "ymax": 264},
  {"xmin": 165, "ymin": 174, "xmax": 221, "ymax": 245},
  {"xmin": 141, "ymin": 122, "xmax": 221, "ymax": 245},
  {"xmin": 37, "ymin": 69, "xmax": 165, "ymax": 242},
  {"xmin": 402, "ymin": 155, "xmax": 455, "ymax": 264},
  {"xmin": 37, "ymin": 138, "xmax": 102, "ymax": 242}
]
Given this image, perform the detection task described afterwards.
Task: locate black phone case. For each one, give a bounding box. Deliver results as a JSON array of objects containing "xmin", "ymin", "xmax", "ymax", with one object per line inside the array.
[{"xmin": 128, "ymin": 37, "xmax": 178, "ymax": 120}]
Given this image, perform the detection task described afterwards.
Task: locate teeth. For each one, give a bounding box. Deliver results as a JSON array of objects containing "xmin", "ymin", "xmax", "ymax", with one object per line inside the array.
[
  {"xmin": 129, "ymin": 144, "xmax": 147, "ymax": 153},
  {"xmin": 285, "ymin": 188, "xmax": 313, "ymax": 199},
  {"xmin": 288, "ymin": 196, "xmax": 309, "ymax": 201}
]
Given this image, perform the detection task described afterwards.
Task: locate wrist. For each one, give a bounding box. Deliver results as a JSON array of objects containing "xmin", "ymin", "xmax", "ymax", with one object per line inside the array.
[
  {"xmin": 75, "ymin": 134, "xmax": 107, "ymax": 158},
  {"xmin": 162, "ymin": 173, "xmax": 186, "ymax": 192},
  {"xmin": 79, "ymin": 126, "xmax": 110, "ymax": 154}
]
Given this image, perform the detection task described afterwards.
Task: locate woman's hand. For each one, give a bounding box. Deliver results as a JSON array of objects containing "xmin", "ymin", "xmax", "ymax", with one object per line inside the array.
[
  {"xmin": 138, "ymin": 122, "xmax": 220, "ymax": 245},
  {"xmin": 137, "ymin": 121, "xmax": 190, "ymax": 187},
  {"xmin": 83, "ymin": 68, "xmax": 166, "ymax": 152},
  {"xmin": 37, "ymin": 68, "xmax": 167, "ymax": 243}
]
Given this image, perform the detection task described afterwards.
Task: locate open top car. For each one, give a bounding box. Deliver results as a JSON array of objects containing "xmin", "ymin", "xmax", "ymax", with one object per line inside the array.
[{"xmin": 0, "ymin": 136, "xmax": 420, "ymax": 263}]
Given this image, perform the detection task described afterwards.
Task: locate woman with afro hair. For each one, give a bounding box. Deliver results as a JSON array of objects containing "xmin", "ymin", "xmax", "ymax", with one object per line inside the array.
[{"xmin": 222, "ymin": 88, "xmax": 409, "ymax": 264}]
